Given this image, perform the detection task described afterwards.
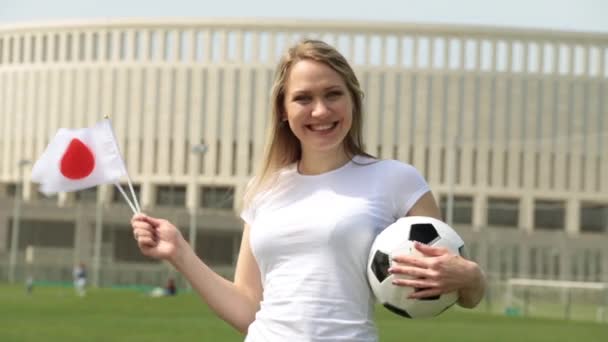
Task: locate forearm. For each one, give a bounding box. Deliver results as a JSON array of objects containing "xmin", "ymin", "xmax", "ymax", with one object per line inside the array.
[
  {"xmin": 170, "ymin": 246, "xmax": 259, "ymax": 333},
  {"xmin": 457, "ymin": 260, "xmax": 486, "ymax": 308}
]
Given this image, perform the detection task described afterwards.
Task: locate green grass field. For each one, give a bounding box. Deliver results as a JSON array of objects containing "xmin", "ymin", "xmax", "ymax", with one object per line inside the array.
[{"xmin": 1, "ymin": 285, "xmax": 606, "ymax": 342}]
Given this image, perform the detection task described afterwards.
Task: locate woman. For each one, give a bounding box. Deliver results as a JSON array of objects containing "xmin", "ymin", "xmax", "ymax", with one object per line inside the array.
[{"xmin": 131, "ymin": 39, "xmax": 485, "ymax": 341}]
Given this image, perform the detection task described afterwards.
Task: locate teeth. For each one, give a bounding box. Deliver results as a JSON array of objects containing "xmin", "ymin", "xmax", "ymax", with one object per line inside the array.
[{"xmin": 309, "ymin": 123, "xmax": 335, "ymax": 131}]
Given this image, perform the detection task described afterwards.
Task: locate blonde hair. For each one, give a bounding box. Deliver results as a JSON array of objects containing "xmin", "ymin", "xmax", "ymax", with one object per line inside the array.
[{"xmin": 244, "ymin": 39, "xmax": 372, "ymax": 206}]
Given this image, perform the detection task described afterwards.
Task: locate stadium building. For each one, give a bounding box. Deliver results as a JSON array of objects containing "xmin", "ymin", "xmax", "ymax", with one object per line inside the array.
[{"xmin": 0, "ymin": 19, "xmax": 607, "ymax": 290}]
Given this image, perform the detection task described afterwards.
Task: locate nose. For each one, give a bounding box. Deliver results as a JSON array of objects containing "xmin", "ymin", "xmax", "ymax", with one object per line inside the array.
[{"xmin": 311, "ymin": 99, "xmax": 330, "ymax": 118}]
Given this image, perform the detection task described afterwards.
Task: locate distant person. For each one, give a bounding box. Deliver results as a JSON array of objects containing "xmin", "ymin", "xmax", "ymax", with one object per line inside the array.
[
  {"xmin": 131, "ymin": 39, "xmax": 486, "ymax": 340},
  {"xmin": 73, "ymin": 263, "xmax": 87, "ymax": 297},
  {"xmin": 25, "ymin": 275, "xmax": 34, "ymax": 295},
  {"xmin": 165, "ymin": 278, "xmax": 177, "ymax": 296},
  {"xmin": 148, "ymin": 278, "xmax": 177, "ymax": 297}
]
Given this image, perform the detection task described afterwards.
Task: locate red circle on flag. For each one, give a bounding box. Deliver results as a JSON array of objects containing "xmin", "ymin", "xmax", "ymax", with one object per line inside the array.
[{"xmin": 60, "ymin": 139, "xmax": 96, "ymax": 180}]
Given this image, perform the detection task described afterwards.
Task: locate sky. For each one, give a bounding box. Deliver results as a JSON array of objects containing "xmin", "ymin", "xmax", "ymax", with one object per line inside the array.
[{"xmin": 0, "ymin": 0, "xmax": 607, "ymax": 33}]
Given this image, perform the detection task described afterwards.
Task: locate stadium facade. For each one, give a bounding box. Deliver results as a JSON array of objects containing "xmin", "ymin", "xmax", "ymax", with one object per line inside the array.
[{"xmin": 0, "ymin": 19, "xmax": 607, "ymax": 287}]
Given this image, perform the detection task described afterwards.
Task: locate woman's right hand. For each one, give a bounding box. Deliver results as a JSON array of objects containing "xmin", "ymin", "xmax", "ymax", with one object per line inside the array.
[{"xmin": 131, "ymin": 214, "xmax": 187, "ymax": 262}]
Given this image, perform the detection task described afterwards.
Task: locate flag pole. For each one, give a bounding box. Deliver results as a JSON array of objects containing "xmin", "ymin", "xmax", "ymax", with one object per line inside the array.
[
  {"xmin": 104, "ymin": 116, "xmax": 141, "ymax": 213},
  {"xmin": 125, "ymin": 175, "xmax": 141, "ymax": 213},
  {"xmin": 113, "ymin": 182, "xmax": 137, "ymax": 215}
]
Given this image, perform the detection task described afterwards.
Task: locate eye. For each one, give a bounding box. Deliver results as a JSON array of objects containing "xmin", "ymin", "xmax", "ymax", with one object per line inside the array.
[
  {"xmin": 293, "ymin": 95, "xmax": 311, "ymax": 103},
  {"xmin": 326, "ymin": 90, "xmax": 343, "ymax": 99}
]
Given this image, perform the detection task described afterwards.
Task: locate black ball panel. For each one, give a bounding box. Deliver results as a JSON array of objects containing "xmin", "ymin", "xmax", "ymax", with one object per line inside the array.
[
  {"xmin": 458, "ymin": 245, "xmax": 467, "ymax": 258},
  {"xmin": 409, "ymin": 223, "xmax": 440, "ymax": 244},
  {"xmin": 383, "ymin": 303, "xmax": 412, "ymax": 318},
  {"xmin": 437, "ymin": 301, "xmax": 458, "ymax": 316},
  {"xmin": 371, "ymin": 250, "xmax": 391, "ymax": 283},
  {"xmin": 414, "ymin": 287, "xmax": 441, "ymax": 300}
]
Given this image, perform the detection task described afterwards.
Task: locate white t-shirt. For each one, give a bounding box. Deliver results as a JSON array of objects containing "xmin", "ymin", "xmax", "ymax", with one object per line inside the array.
[{"xmin": 241, "ymin": 155, "xmax": 430, "ymax": 341}]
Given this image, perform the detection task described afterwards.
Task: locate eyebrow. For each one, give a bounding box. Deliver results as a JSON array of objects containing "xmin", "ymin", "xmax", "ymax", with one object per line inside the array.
[{"xmin": 289, "ymin": 85, "xmax": 344, "ymax": 95}]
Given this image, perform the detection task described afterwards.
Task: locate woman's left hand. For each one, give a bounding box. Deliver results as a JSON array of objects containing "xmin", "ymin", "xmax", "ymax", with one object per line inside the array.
[{"xmin": 389, "ymin": 241, "xmax": 481, "ymax": 301}]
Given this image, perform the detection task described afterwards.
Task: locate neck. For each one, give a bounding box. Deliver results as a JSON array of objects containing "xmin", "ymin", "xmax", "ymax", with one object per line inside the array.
[{"xmin": 298, "ymin": 146, "xmax": 351, "ymax": 175}]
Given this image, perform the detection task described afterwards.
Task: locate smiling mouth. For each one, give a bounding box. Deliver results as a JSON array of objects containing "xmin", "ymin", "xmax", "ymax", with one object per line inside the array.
[{"xmin": 307, "ymin": 121, "xmax": 339, "ymax": 132}]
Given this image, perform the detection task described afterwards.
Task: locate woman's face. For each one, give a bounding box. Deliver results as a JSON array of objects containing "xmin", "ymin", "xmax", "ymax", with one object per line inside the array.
[{"xmin": 283, "ymin": 59, "xmax": 353, "ymax": 157}]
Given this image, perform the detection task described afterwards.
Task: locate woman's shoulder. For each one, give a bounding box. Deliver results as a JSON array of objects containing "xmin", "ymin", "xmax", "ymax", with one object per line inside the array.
[{"xmin": 352, "ymin": 155, "xmax": 419, "ymax": 174}]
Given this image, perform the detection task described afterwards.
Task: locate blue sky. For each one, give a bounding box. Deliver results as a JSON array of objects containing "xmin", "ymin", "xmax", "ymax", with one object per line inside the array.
[{"xmin": 0, "ymin": 0, "xmax": 607, "ymax": 33}]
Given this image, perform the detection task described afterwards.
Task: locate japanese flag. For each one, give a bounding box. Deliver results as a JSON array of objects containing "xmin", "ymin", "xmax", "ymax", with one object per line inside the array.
[{"xmin": 31, "ymin": 119, "xmax": 127, "ymax": 195}]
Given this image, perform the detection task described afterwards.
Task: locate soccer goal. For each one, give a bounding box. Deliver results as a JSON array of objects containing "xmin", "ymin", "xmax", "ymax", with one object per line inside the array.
[{"xmin": 504, "ymin": 278, "xmax": 608, "ymax": 323}]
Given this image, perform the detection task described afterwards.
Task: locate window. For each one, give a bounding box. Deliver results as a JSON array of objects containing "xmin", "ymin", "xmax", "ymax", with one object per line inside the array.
[
  {"xmin": 75, "ymin": 187, "xmax": 98, "ymax": 203},
  {"xmin": 155, "ymin": 185, "xmax": 186, "ymax": 207},
  {"xmin": 112, "ymin": 227, "xmax": 158, "ymax": 263},
  {"xmin": 568, "ymin": 249, "xmax": 602, "ymax": 281},
  {"xmin": 196, "ymin": 231, "xmax": 239, "ymax": 265},
  {"xmin": 8, "ymin": 219, "xmax": 75, "ymax": 249},
  {"xmin": 487, "ymin": 197, "xmax": 519, "ymax": 227},
  {"xmin": 439, "ymin": 195, "xmax": 473, "ymax": 224},
  {"xmin": 201, "ymin": 186, "xmax": 234, "ymax": 210},
  {"xmin": 511, "ymin": 245, "xmax": 520, "ymax": 278},
  {"xmin": 498, "ymin": 246, "xmax": 513, "ymax": 280},
  {"xmin": 534, "ymin": 199, "xmax": 565, "ymax": 230},
  {"xmin": 6, "ymin": 183, "xmax": 17, "ymax": 198},
  {"xmin": 580, "ymin": 202, "xmax": 607, "ymax": 233},
  {"xmin": 529, "ymin": 247, "xmax": 538, "ymax": 277}
]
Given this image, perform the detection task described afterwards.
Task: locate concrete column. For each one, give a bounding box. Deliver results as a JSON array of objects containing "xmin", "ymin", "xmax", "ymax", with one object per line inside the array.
[
  {"xmin": 472, "ymin": 194, "xmax": 487, "ymax": 232},
  {"xmin": 559, "ymin": 242, "xmax": 572, "ymax": 281},
  {"xmin": 99, "ymin": 184, "xmax": 112, "ymax": 204},
  {"xmin": 519, "ymin": 244, "xmax": 530, "ymax": 278},
  {"xmin": 476, "ymin": 240, "xmax": 489, "ymax": 278},
  {"xmin": 73, "ymin": 207, "xmax": 94, "ymax": 265},
  {"xmin": 233, "ymin": 181, "xmax": 247, "ymax": 214},
  {"xmin": 22, "ymin": 176, "xmax": 33, "ymax": 202},
  {"xmin": 186, "ymin": 181, "xmax": 198, "ymax": 211},
  {"xmin": 565, "ymin": 198, "xmax": 580, "ymax": 236},
  {"xmin": 141, "ymin": 182, "xmax": 154, "ymax": 210},
  {"xmin": 520, "ymin": 196, "xmax": 534, "ymax": 233},
  {"xmin": 187, "ymin": 181, "xmax": 200, "ymax": 258},
  {"xmin": 58, "ymin": 192, "xmax": 69, "ymax": 207}
]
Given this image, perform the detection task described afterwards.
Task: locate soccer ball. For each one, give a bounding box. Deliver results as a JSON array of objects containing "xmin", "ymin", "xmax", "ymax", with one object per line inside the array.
[{"xmin": 367, "ymin": 216, "xmax": 465, "ymax": 319}]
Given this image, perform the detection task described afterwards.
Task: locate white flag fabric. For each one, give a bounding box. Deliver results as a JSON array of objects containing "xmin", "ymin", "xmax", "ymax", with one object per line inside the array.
[{"xmin": 31, "ymin": 119, "xmax": 127, "ymax": 195}]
